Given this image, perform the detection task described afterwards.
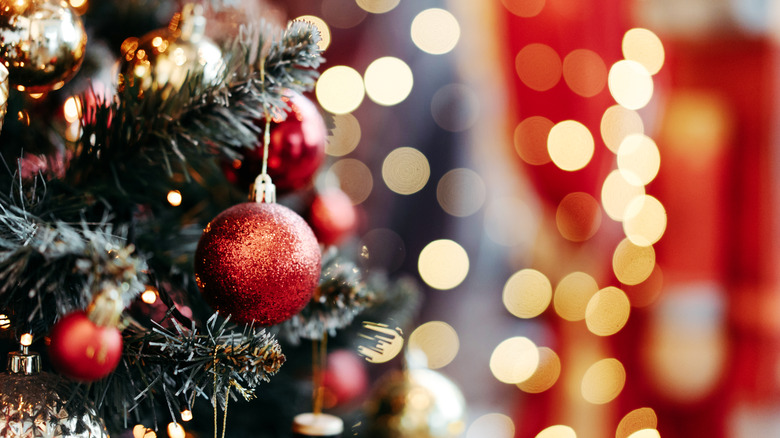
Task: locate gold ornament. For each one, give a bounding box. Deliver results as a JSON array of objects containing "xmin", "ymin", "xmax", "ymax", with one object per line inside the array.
[
  {"xmin": 364, "ymin": 368, "xmax": 467, "ymax": 438},
  {"xmin": 118, "ymin": 3, "xmax": 224, "ymax": 97},
  {"xmin": 0, "ymin": 0, "xmax": 87, "ymax": 93}
]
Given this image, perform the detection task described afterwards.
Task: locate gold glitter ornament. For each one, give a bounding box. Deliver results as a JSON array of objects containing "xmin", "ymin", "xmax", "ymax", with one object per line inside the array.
[
  {"xmin": 0, "ymin": 0, "xmax": 87, "ymax": 93},
  {"xmin": 119, "ymin": 3, "xmax": 224, "ymax": 97},
  {"xmin": 0, "ymin": 346, "xmax": 109, "ymax": 437},
  {"xmin": 364, "ymin": 368, "xmax": 467, "ymax": 438}
]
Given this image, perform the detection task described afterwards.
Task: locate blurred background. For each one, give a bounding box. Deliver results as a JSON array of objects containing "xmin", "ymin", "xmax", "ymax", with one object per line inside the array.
[{"xmin": 273, "ymin": 0, "xmax": 780, "ymax": 437}]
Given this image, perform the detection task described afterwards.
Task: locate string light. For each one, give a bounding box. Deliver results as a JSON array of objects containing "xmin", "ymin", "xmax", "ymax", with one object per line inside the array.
[
  {"xmin": 167, "ymin": 190, "xmax": 182, "ymax": 207},
  {"xmin": 20, "ymin": 333, "xmax": 32, "ymax": 346},
  {"xmin": 141, "ymin": 287, "xmax": 158, "ymax": 304},
  {"xmin": 180, "ymin": 409, "xmax": 193, "ymax": 422}
]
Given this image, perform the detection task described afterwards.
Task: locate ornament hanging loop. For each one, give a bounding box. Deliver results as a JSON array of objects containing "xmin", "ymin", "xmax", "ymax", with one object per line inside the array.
[{"xmin": 252, "ymin": 174, "xmax": 276, "ymax": 203}]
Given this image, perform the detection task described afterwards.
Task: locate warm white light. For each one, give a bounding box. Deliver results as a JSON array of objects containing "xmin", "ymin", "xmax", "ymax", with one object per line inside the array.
[
  {"xmin": 316, "ymin": 66, "xmax": 365, "ymax": 114},
  {"xmin": 20, "ymin": 333, "xmax": 32, "ymax": 346},
  {"xmin": 167, "ymin": 422, "xmax": 185, "ymax": 438},
  {"xmin": 167, "ymin": 190, "xmax": 182, "ymax": 207},
  {"xmin": 63, "ymin": 96, "xmax": 81, "ymax": 123},
  {"xmin": 418, "ymin": 239, "xmax": 469, "ymax": 290},
  {"xmin": 411, "ymin": 8, "xmax": 460, "ymax": 55},
  {"xmin": 295, "ymin": 15, "xmax": 331, "ymax": 50},
  {"xmin": 364, "ymin": 57, "xmax": 413, "ymax": 106},
  {"xmin": 180, "ymin": 409, "xmax": 193, "ymax": 422},
  {"xmin": 141, "ymin": 288, "xmax": 157, "ymax": 304}
]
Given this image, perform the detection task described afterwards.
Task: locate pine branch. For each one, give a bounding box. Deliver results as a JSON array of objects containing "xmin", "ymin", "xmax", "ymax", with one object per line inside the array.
[
  {"xmin": 89, "ymin": 313, "xmax": 284, "ymax": 433},
  {"xmin": 278, "ymin": 249, "xmax": 375, "ymax": 344}
]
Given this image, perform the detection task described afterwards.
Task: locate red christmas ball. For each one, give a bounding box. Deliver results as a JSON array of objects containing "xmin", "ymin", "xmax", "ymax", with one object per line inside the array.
[
  {"xmin": 323, "ymin": 349, "xmax": 369, "ymax": 406},
  {"xmin": 223, "ymin": 92, "xmax": 327, "ymax": 192},
  {"xmin": 48, "ymin": 311, "xmax": 123, "ymax": 382},
  {"xmin": 194, "ymin": 202, "xmax": 322, "ymax": 325},
  {"xmin": 309, "ymin": 188, "xmax": 357, "ymax": 246}
]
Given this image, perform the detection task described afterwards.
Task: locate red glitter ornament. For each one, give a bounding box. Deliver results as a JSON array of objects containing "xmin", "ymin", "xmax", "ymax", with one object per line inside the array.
[
  {"xmin": 194, "ymin": 202, "xmax": 322, "ymax": 325},
  {"xmin": 309, "ymin": 188, "xmax": 357, "ymax": 246},
  {"xmin": 48, "ymin": 311, "xmax": 123, "ymax": 382},
  {"xmin": 223, "ymin": 92, "xmax": 327, "ymax": 192}
]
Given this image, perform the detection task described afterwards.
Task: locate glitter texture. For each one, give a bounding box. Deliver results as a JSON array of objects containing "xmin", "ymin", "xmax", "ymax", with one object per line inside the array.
[{"xmin": 195, "ymin": 202, "xmax": 322, "ymax": 326}]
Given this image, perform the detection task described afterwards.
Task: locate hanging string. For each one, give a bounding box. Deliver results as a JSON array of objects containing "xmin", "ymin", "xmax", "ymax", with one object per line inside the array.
[
  {"xmin": 213, "ymin": 349, "xmax": 218, "ymax": 438},
  {"xmin": 252, "ymin": 56, "xmax": 276, "ymax": 203},
  {"xmin": 221, "ymin": 385, "xmax": 230, "ymax": 438},
  {"xmin": 312, "ymin": 332, "xmax": 328, "ymax": 415}
]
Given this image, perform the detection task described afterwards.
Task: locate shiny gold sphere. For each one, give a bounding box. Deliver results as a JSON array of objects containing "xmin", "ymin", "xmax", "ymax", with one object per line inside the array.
[
  {"xmin": 118, "ymin": 5, "xmax": 223, "ymax": 97},
  {"xmin": 0, "ymin": 0, "xmax": 87, "ymax": 93},
  {"xmin": 364, "ymin": 368, "xmax": 467, "ymax": 438}
]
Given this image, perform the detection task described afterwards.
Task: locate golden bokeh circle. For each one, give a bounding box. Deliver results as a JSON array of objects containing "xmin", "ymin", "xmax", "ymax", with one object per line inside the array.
[
  {"xmin": 613, "ymin": 238, "xmax": 656, "ymax": 286},
  {"xmin": 628, "ymin": 430, "xmax": 661, "ymax": 438},
  {"xmin": 516, "ymin": 44, "xmax": 562, "ymax": 92},
  {"xmin": 411, "ymin": 8, "xmax": 461, "ymax": 55},
  {"xmin": 601, "ymin": 169, "xmax": 646, "ymax": 222},
  {"xmin": 326, "ymin": 113, "xmax": 361, "ymax": 157},
  {"xmin": 585, "ymin": 286, "xmax": 631, "ymax": 336},
  {"xmin": 601, "ymin": 105, "xmax": 644, "ymax": 154},
  {"xmin": 502, "ymin": 269, "xmax": 552, "ymax": 319},
  {"xmin": 501, "ymin": 0, "xmax": 545, "ymax": 18},
  {"xmin": 316, "ymin": 65, "xmax": 365, "ymax": 114},
  {"xmin": 514, "ymin": 116, "xmax": 553, "ymax": 165},
  {"xmin": 608, "ymin": 60, "xmax": 653, "ymax": 110},
  {"xmin": 382, "ymin": 147, "xmax": 430, "ymax": 195},
  {"xmin": 466, "ymin": 413, "xmax": 515, "ymax": 438},
  {"xmin": 616, "ymin": 407, "xmax": 658, "ymax": 438},
  {"xmin": 327, "ymin": 158, "xmax": 373, "ymax": 204},
  {"xmin": 535, "ymin": 425, "xmax": 576, "ymax": 438},
  {"xmin": 364, "ymin": 56, "xmax": 414, "ymax": 106},
  {"xmin": 418, "ymin": 239, "xmax": 469, "ymax": 290},
  {"xmin": 436, "ymin": 168, "xmax": 487, "ymax": 217},
  {"xmin": 548, "ymin": 120, "xmax": 595, "ymax": 172},
  {"xmin": 581, "ymin": 358, "xmax": 626, "ymax": 404},
  {"xmin": 517, "ymin": 347, "xmax": 561, "ymax": 394},
  {"xmin": 623, "ymin": 195, "xmax": 667, "ymax": 246},
  {"xmin": 408, "ymin": 321, "xmax": 460, "ymax": 369},
  {"xmin": 554, "ymin": 271, "xmax": 599, "ymax": 322},
  {"xmin": 294, "ymin": 15, "xmax": 331, "ymax": 50},
  {"xmin": 490, "ymin": 337, "xmax": 539, "ymax": 384},
  {"xmin": 622, "ymin": 28, "xmax": 665, "ymax": 75},
  {"xmin": 618, "ymin": 133, "xmax": 660, "ymax": 186},
  {"xmin": 356, "ymin": 0, "xmax": 400, "ymax": 14}
]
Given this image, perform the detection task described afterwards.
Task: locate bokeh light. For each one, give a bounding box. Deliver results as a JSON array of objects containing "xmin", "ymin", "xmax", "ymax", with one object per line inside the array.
[
  {"xmin": 326, "ymin": 113, "xmax": 361, "ymax": 156},
  {"xmin": 623, "ymin": 195, "xmax": 667, "ymax": 246},
  {"xmin": 180, "ymin": 410, "xmax": 193, "ymax": 422},
  {"xmin": 516, "ymin": 43, "xmax": 562, "ymax": 91},
  {"xmin": 167, "ymin": 422, "xmax": 185, "ymax": 438},
  {"xmin": 63, "ymin": 96, "xmax": 81, "ymax": 123},
  {"xmin": 503, "ymin": 269, "xmax": 552, "ymax": 319},
  {"xmin": 501, "ymin": 0, "xmax": 545, "ymax": 17},
  {"xmin": 431, "ymin": 83, "xmax": 480, "ymax": 132},
  {"xmin": 608, "ymin": 60, "xmax": 654, "ymax": 110},
  {"xmin": 553, "ymin": 271, "xmax": 599, "ymax": 321},
  {"xmin": 359, "ymin": 228, "xmax": 406, "ymax": 272},
  {"xmin": 535, "ymin": 425, "xmax": 576, "ymax": 438},
  {"xmin": 628, "ymin": 430, "xmax": 661, "ymax": 438},
  {"xmin": 585, "ymin": 286, "xmax": 631, "ymax": 336},
  {"xmin": 364, "ymin": 57, "xmax": 414, "ymax": 106},
  {"xmin": 517, "ymin": 347, "xmax": 561, "ymax": 394},
  {"xmin": 484, "ymin": 197, "xmax": 537, "ymax": 248},
  {"xmin": 490, "ymin": 337, "xmax": 539, "ymax": 384},
  {"xmin": 624, "ymin": 264, "xmax": 663, "ymax": 308},
  {"xmin": 356, "ymin": 0, "xmax": 400, "ymax": 14},
  {"xmin": 357, "ymin": 322, "xmax": 404, "ymax": 363},
  {"xmin": 622, "ymin": 28, "xmax": 665, "ymax": 75},
  {"xmin": 562, "ymin": 49, "xmax": 607, "ymax": 97},
  {"xmin": 616, "ymin": 407, "xmax": 658, "ymax": 438},
  {"xmin": 601, "ymin": 169, "xmax": 646, "ymax": 221},
  {"xmin": 408, "ymin": 321, "xmax": 459, "ymax": 369},
  {"xmin": 418, "ymin": 239, "xmax": 469, "ymax": 290},
  {"xmin": 601, "ymin": 105, "xmax": 645, "ymax": 154},
  {"xmin": 581, "ymin": 358, "xmax": 626, "ymax": 404},
  {"xmin": 437, "ymin": 168, "xmax": 486, "ymax": 217},
  {"xmin": 514, "ymin": 116, "xmax": 553, "ymax": 165},
  {"xmin": 327, "ymin": 158, "xmax": 373, "ymax": 204},
  {"xmin": 556, "ymin": 192, "xmax": 601, "ymax": 241},
  {"xmin": 295, "ymin": 15, "xmax": 331, "ymax": 50},
  {"xmin": 411, "ymin": 8, "xmax": 460, "ymax": 55},
  {"xmin": 618, "ymin": 134, "xmax": 660, "ymax": 185},
  {"xmin": 548, "ymin": 120, "xmax": 594, "ymax": 171},
  {"xmin": 613, "ymin": 238, "xmax": 656, "ymax": 286},
  {"xmin": 321, "ymin": 0, "xmax": 367, "ymax": 28},
  {"xmin": 316, "ymin": 66, "xmax": 365, "ymax": 114},
  {"xmin": 467, "ymin": 413, "xmax": 514, "ymax": 438},
  {"xmin": 167, "ymin": 190, "xmax": 182, "ymax": 207},
  {"xmin": 382, "ymin": 147, "xmax": 430, "ymax": 195},
  {"xmin": 141, "ymin": 287, "xmax": 157, "ymax": 304}
]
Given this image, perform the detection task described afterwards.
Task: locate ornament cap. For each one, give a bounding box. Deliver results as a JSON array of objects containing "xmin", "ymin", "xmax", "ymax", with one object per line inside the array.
[
  {"xmin": 252, "ymin": 173, "xmax": 277, "ymax": 203},
  {"xmin": 292, "ymin": 412, "xmax": 344, "ymax": 436},
  {"xmin": 8, "ymin": 350, "xmax": 41, "ymax": 375}
]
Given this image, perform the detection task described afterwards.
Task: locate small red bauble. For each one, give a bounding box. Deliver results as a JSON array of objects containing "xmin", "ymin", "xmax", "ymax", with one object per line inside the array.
[
  {"xmin": 222, "ymin": 92, "xmax": 327, "ymax": 192},
  {"xmin": 323, "ymin": 349, "xmax": 368, "ymax": 406},
  {"xmin": 48, "ymin": 311, "xmax": 123, "ymax": 382},
  {"xmin": 194, "ymin": 202, "xmax": 322, "ymax": 325},
  {"xmin": 309, "ymin": 188, "xmax": 357, "ymax": 246}
]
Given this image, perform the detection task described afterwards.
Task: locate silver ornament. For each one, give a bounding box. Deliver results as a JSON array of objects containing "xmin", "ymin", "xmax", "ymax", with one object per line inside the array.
[
  {"xmin": 0, "ymin": 0, "xmax": 88, "ymax": 93},
  {"xmin": 364, "ymin": 368, "xmax": 467, "ymax": 438},
  {"xmin": 0, "ymin": 350, "xmax": 109, "ymax": 438}
]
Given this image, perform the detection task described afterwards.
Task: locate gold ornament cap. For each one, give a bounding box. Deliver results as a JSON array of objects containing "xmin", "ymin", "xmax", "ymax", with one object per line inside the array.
[{"xmin": 292, "ymin": 413, "xmax": 343, "ymax": 436}]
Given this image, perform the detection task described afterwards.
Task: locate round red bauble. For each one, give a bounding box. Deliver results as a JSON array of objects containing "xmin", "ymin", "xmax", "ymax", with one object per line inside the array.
[
  {"xmin": 309, "ymin": 188, "xmax": 357, "ymax": 246},
  {"xmin": 194, "ymin": 202, "xmax": 322, "ymax": 325},
  {"xmin": 323, "ymin": 349, "xmax": 368, "ymax": 406},
  {"xmin": 48, "ymin": 311, "xmax": 123, "ymax": 382},
  {"xmin": 222, "ymin": 92, "xmax": 327, "ymax": 192}
]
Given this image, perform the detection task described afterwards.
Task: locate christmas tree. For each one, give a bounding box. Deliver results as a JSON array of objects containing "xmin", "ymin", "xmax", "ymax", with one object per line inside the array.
[{"xmin": 0, "ymin": 0, "xmax": 425, "ymax": 436}]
